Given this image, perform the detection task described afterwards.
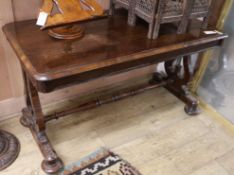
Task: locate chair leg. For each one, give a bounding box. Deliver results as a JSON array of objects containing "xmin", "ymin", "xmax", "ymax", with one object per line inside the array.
[
  {"xmin": 201, "ymin": 17, "xmax": 209, "ymax": 29},
  {"xmin": 147, "ymin": 22, "xmax": 154, "ymax": 39},
  {"xmin": 109, "ymin": 0, "xmax": 115, "ymax": 15},
  {"xmin": 178, "ymin": 0, "xmax": 194, "ymax": 34},
  {"xmin": 177, "ymin": 19, "xmax": 189, "ymax": 34},
  {"xmin": 202, "ymin": 0, "xmax": 213, "ymax": 29},
  {"xmin": 152, "ymin": 21, "xmax": 160, "ymax": 39},
  {"xmin": 128, "ymin": 11, "xmax": 137, "ymax": 26}
]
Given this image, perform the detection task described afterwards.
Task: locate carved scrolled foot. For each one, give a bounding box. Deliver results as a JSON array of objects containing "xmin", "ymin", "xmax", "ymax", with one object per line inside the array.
[
  {"xmin": 149, "ymin": 72, "xmax": 165, "ymax": 84},
  {"xmin": 165, "ymin": 83, "xmax": 202, "ymax": 116},
  {"xmin": 36, "ymin": 132, "xmax": 64, "ymax": 174},
  {"xmin": 20, "ymin": 108, "xmax": 32, "ymax": 128},
  {"xmin": 20, "ymin": 116, "xmax": 30, "ymax": 128},
  {"xmin": 21, "ymin": 107, "xmax": 64, "ymax": 174},
  {"xmin": 42, "ymin": 158, "xmax": 64, "ymax": 174},
  {"xmin": 182, "ymin": 85, "xmax": 201, "ymax": 116}
]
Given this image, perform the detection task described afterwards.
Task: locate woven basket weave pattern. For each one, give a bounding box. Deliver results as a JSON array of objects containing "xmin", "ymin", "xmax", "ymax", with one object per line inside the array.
[
  {"xmin": 193, "ymin": 0, "xmax": 209, "ymax": 12},
  {"xmin": 115, "ymin": 0, "xmax": 130, "ymax": 7},
  {"xmin": 163, "ymin": 1, "xmax": 183, "ymax": 16},
  {"xmin": 110, "ymin": 0, "xmax": 211, "ymax": 39},
  {"xmin": 136, "ymin": 0, "xmax": 155, "ymax": 14},
  {"xmin": 113, "ymin": 0, "xmax": 210, "ymax": 15}
]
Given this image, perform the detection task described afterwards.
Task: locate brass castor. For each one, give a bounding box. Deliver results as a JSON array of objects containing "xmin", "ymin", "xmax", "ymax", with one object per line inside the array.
[{"xmin": 42, "ymin": 157, "xmax": 64, "ymax": 174}]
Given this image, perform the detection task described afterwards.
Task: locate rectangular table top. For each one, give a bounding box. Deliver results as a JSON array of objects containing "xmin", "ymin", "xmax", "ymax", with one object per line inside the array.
[{"xmin": 3, "ymin": 12, "xmax": 227, "ymax": 93}]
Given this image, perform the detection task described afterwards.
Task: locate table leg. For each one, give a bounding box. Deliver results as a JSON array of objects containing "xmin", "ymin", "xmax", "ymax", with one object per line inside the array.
[
  {"xmin": 165, "ymin": 83, "xmax": 201, "ymax": 116},
  {"xmin": 20, "ymin": 71, "xmax": 63, "ymax": 174},
  {"xmin": 150, "ymin": 55, "xmax": 201, "ymax": 116}
]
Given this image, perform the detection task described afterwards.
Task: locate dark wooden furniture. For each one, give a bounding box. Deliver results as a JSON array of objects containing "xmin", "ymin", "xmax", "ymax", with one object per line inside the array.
[
  {"xmin": 0, "ymin": 130, "xmax": 20, "ymax": 170},
  {"xmin": 3, "ymin": 11, "xmax": 227, "ymax": 174}
]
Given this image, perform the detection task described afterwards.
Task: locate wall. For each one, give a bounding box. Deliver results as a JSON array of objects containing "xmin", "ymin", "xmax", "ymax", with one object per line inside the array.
[
  {"xmin": 0, "ymin": 0, "xmax": 16, "ymax": 100},
  {"xmin": 0, "ymin": 0, "xmax": 155, "ymax": 120},
  {"xmin": 198, "ymin": 2, "xmax": 234, "ymax": 123}
]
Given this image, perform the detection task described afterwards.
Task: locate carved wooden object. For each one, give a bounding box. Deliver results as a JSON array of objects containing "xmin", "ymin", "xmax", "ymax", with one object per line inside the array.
[
  {"xmin": 110, "ymin": 0, "xmax": 213, "ymax": 39},
  {"xmin": 40, "ymin": 0, "xmax": 104, "ymax": 29},
  {"xmin": 39, "ymin": 0, "xmax": 104, "ymax": 39},
  {"xmin": 3, "ymin": 11, "xmax": 227, "ymax": 174},
  {"xmin": 0, "ymin": 130, "xmax": 20, "ymax": 171}
]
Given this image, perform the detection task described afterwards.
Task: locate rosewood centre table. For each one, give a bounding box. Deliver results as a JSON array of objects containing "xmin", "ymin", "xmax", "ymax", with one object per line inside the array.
[{"xmin": 3, "ymin": 12, "xmax": 227, "ymax": 174}]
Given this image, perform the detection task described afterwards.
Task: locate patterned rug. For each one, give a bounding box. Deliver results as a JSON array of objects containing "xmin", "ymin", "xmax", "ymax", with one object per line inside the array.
[{"xmin": 59, "ymin": 148, "xmax": 142, "ymax": 175}]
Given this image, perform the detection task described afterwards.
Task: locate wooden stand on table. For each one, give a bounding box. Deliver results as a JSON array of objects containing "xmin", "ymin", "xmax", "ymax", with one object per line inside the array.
[
  {"xmin": 48, "ymin": 25, "xmax": 85, "ymax": 40},
  {"xmin": 39, "ymin": 0, "xmax": 104, "ymax": 40}
]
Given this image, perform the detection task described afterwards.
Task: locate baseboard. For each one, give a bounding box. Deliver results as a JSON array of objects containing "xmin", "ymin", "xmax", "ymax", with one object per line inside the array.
[{"xmin": 0, "ymin": 96, "xmax": 25, "ymax": 121}]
